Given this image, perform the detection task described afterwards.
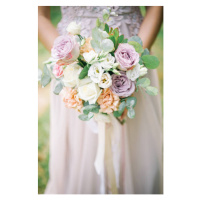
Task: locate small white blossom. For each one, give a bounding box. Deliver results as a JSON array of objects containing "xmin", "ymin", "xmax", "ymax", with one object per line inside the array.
[
  {"xmin": 83, "ymin": 50, "xmax": 98, "ymax": 64},
  {"xmin": 98, "ymin": 73, "xmax": 112, "ymax": 88},
  {"xmin": 88, "ymin": 62, "xmax": 104, "ymax": 83},
  {"xmin": 139, "ymin": 66, "xmax": 148, "ymax": 77},
  {"xmin": 126, "ymin": 63, "xmax": 140, "ymax": 81}
]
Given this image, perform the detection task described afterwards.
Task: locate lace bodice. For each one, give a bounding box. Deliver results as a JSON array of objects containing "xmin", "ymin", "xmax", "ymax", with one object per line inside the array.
[{"xmin": 57, "ymin": 6, "xmax": 143, "ymax": 38}]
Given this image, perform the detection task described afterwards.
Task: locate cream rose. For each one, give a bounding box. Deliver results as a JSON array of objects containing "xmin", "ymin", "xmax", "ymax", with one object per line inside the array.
[
  {"xmin": 78, "ymin": 82, "xmax": 102, "ymax": 104},
  {"xmin": 63, "ymin": 62, "xmax": 82, "ymax": 87},
  {"xmin": 66, "ymin": 21, "xmax": 81, "ymax": 35}
]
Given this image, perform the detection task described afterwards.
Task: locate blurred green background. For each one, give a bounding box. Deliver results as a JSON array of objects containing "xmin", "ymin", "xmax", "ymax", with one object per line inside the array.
[{"xmin": 38, "ymin": 6, "xmax": 163, "ymax": 194}]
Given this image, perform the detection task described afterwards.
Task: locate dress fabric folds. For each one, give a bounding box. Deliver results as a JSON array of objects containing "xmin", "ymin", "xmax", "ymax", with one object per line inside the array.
[{"xmin": 45, "ymin": 6, "xmax": 163, "ymax": 194}]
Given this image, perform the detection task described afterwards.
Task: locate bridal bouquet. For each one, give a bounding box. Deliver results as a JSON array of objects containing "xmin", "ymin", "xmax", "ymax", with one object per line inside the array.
[{"xmin": 40, "ymin": 8, "xmax": 159, "ymax": 124}]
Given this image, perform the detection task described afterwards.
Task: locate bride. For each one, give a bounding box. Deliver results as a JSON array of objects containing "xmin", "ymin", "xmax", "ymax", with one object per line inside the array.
[{"xmin": 38, "ymin": 6, "xmax": 163, "ymax": 194}]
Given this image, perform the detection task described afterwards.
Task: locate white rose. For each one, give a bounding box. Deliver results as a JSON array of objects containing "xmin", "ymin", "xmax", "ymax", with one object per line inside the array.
[
  {"xmin": 78, "ymin": 82, "xmax": 102, "ymax": 104},
  {"xmin": 77, "ymin": 76, "xmax": 92, "ymax": 87},
  {"xmin": 66, "ymin": 21, "xmax": 81, "ymax": 35},
  {"xmin": 98, "ymin": 73, "xmax": 112, "ymax": 88},
  {"xmin": 126, "ymin": 63, "xmax": 140, "ymax": 81},
  {"xmin": 83, "ymin": 50, "xmax": 98, "ymax": 64},
  {"xmin": 101, "ymin": 53, "xmax": 115, "ymax": 69},
  {"xmin": 139, "ymin": 66, "xmax": 148, "ymax": 77},
  {"xmin": 63, "ymin": 62, "xmax": 82, "ymax": 87},
  {"xmin": 88, "ymin": 62, "xmax": 104, "ymax": 83}
]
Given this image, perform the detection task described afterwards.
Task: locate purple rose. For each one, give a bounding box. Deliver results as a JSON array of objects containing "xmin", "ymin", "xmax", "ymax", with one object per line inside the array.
[
  {"xmin": 110, "ymin": 71, "xmax": 135, "ymax": 97},
  {"xmin": 51, "ymin": 35, "xmax": 80, "ymax": 63},
  {"xmin": 115, "ymin": 43, "xmax": 139, "ymax": 71}
]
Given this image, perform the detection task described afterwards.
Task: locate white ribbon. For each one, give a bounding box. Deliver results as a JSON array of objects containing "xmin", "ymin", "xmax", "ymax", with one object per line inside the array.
[{"xmin": 94, "ymin": 113, "xmax": 121, "ymax": 194}]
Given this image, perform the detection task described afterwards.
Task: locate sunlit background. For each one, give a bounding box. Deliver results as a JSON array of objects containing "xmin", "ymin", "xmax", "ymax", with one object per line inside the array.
[{"xmin": 38, "ymin": 6, "xmax": 163, "ymax": 194}]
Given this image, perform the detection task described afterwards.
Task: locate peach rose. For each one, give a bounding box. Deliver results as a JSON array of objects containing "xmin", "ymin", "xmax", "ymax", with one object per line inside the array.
[
  {"xmin": 61, "ymin": 87, "xmax": 83, "ymax": 112},
  {"xmin": 97, "ymin": 88, "xmax": 120, "ymax": 114},
  {"xmin": 80, "ymin": 37, "xmax": 93, "ymax": 56}
]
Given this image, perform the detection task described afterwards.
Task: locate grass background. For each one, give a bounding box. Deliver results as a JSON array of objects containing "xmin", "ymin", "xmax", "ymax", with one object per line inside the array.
[{"xmin": 38, "ymin": 6, "xmax": 163, "ymax": 194}]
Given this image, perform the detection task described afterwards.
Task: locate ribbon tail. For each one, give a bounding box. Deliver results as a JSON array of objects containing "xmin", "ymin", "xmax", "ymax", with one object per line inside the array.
[{"xmin": 94, "ymin": 121, "xmax": 106, "ymax": 194}]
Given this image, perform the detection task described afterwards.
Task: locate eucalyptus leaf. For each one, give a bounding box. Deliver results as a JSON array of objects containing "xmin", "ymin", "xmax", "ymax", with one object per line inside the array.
[
  {"xmin": 91, "ymin": 40, "xmax": 101, "ymax": 53},
  {"xmin": 128, "ymin": 41, "xmax": 144, "ymax": 53},
  {"xmin": 53, "ymin": 81, "xmax": 63, "ymax": 95},
  {"xmin": 127, "ymin": 107, "xmax": 135, "ymax": 119},
  {"xmin": 145, "ymin": 86, "xmax": 158, "ymax": 96},
  {"xmin": 141, "ymin": 48, "xmax": 150, "ymax": 56},
  {"xmin": 41, "ymin": 74, "xmax": 51, "ymax": 87},
  {"xmin": 128, "ymin": 36, "xmax": 143, "ymax": 46},
  {"xmin": 83, "ymin": 104, "xmax": 100, "ymax": 115},
  {"xmin": 113, "ymin": 101, "xmax": 126, "ymax": 117},
  {"xmin": 78, "ymin": 113, "xmax": 94, "ymax": 121},
  {"xmin": 83, "ymin": 101, "xmax": 89, "ymax": 107},
  {"xmin": 101, "ymin": 39, "xmax": 114, "ymax": 52},
  {"xmin": 103, "ymin": 9, "xmax": 109, "ymax": 21},
  {"xmin": 126, "ymin": 97, "xmax": 137, "ymax": 108},
  {"xmin": 96, "ymin": 18, "xmax": 101, "ymax": 27},
  {"xmin": 141, "ymin": 55, "xmax": 160, "ymax": 69},
  {"xmin": 38, "ymin": 68, "xmax": 42, "ymax": 81},
  {"xmin": 139, "ymin": 57, "xmax": 143, "ymax": 65},
  {"xmin": 136, "ymin": 78, "xmax": 150, "ymax": 88}
]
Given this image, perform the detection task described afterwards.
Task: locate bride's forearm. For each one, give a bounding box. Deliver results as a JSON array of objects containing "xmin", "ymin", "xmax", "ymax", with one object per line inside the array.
[
  {"xmin": 38, "ymin": 6, "xmax": 59, "ymax": 52},
  {"xmin": 138, "ymin": 6, "xmax": 163, "ymax": 50}
]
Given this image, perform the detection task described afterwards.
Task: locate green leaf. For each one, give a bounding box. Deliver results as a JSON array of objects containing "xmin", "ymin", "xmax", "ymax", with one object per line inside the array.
[
  {"xmin": 128, "ymin": 36, "xmax": 143, "ymax": 46},
  {"xmin": 122, "ymin": 38, "xmax": 128, "ymax": 43},
  {"xmin": 145, "ymin": 86, "xmax": 158, "ymax": 96},
  {"xmin": 128, "ymin": 41, "xmax": 144, "ymax": 53},
  {"xmin": 141, "ymin": 48, "xmax": 150, "ymax": 56},
  {"xmin": 83, "ymin": 104, "xmax": 100, "ymax": 115},
  {"xmin": 104, "ymin": 23, "xmax": 109, "ymax": 33},
  {"xmin": 127, "ymin": 107, "xmax": 135, "ymax": 119},
  {"xmin": 118, "ymin": 35, "xmax": 124, "ymax": 43},
  {"xmin": 53, "ymin": 81, "xmax": 63, "ymax": 95},
  {"xmin": 113, "ymin": 101, "xmax": 126, "ymax": 117},
  {"xmin": 125, "ymin": 97, "xmax": 137, "ymax": 108},
  {"xmin": 141, "ymin": 55, "xmax": 160, "ymax": 69},
  {"xmin": 113, "ymin": 28, "xmax": 119, "ymax": 39},
  {"xmin": 79, "ymin": 65, "xmax": 90, "ymax": 79},
  {"xmin": 136, "ymin": 78, "xmax": 150, "ymax": 88},
  {"xmin": 101, "ymin": 39, "xmax": 114, "ymax": 52},
  {"xmin": 78, "ymin": 113, "xmax": 94, "ymax": 121}
]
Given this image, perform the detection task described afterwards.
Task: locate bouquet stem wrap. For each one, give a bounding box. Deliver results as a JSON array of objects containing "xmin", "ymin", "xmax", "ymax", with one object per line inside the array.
[{"xmin": 94, "ymin": 114, "xmax": 121, "ymax": 194}]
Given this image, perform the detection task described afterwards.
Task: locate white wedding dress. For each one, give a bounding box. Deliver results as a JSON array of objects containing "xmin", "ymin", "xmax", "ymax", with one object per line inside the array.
[{"xmin": 45, "ymin": 6, "xmax": 163, "ymax": 194}]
